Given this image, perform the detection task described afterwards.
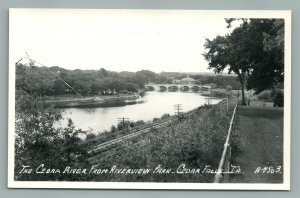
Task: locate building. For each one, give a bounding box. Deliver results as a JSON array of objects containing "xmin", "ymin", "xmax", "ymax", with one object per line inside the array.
[{"xmin": 173, "ymin": 76, "xmax": 197, "ymax": 84}]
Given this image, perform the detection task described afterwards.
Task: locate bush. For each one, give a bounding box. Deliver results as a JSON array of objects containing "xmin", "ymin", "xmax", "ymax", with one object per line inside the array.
[
  {"xmin": 153, "ymin": 117, "xmax": 159, "ymax": 122},
  {"xmin": 209, "ymin": 83, "xmax": 217, "ymax": 89},
  {"xmin": 134, "ymin": 120, "xmax": 145, "ymax": 126},
  {"xmin": 86, "ymin": 133, "xmax": 96, "ymax": 140},
  {"xmin": 257, "ymin": 90, "xmax": 272, "ymax": 101},
  {"xmin": 273, "ymin": 90, "xmax": 284, "ymax": 107},
  {"xmin": 110, "ymin": 125, "xmax": 117, "ymax": 133},
  {"xmin": 161, "ymin": 113, "xmax": 170, "ymax": 119},
  {"xmin": 129, "ymin": 121, "xmax": 135, "ymax": 128},
  {"xmin": 98, "ymin": 102, "xmax": 232, "ymax": 183},
  {"xmin": 210, "ymin": 90, "xmax": 230, "ymax": 98},
  {"xmin": 257, "ymin": 89, "xmax": 284, "ymax": 107},
  {"xmin": 226, "ymin": 85, "xmax": 232, "ymax": 92}
]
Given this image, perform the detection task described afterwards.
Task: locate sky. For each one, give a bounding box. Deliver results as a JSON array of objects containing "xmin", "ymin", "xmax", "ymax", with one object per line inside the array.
[{"xmin": 10, "ymin": 9, "xmax": 241, "ymax": 73}]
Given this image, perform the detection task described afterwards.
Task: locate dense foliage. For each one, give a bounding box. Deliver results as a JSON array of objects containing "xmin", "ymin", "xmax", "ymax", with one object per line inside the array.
[
  {"xmin": 15, "ymin": 71, "xmax": 235, "ymax": 182},
  {"xmin": 14, "ymin": 50, "xmax": 240, "ymax": 182},
  {"xmin": 15, "ymin": 90, "xmax": 91, "ymax": 181},
  {"xmin": 203, "ymin": 19, "xmax": 284, "ymax": 105},
  {"xmin": 87, "ymin": 101, "xmax": 235, "ymax": 182},
  {"xmin": 16, "ymin": 63, "xmax": 240, "ymax": 98}
]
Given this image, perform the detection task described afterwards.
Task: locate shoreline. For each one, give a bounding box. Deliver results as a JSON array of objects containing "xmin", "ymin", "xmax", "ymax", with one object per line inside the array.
[
  {"xmin": 43, "ymin": 89, "xmax": 229, "ymax": 108},
  {"xmin": 43, "ymin": 93, "xmax": 141, "ymax": 108}
]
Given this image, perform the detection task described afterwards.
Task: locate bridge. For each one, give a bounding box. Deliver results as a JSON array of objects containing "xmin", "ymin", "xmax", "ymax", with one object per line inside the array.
[{"xmin": 145, "ymin": 83, "xmax": 210, "ymax": 92}]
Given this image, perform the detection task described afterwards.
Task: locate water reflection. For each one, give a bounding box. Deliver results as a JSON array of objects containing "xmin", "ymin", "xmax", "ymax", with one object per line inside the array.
[{"xmin": 58, "ymin": 92, "xmax": 221, "ymax": 133}]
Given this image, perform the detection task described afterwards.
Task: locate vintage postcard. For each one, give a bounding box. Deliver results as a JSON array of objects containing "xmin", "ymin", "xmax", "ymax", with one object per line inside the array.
[{"xmin": 8, "ymin": 9, "xmax": 291, "ymax": 190}]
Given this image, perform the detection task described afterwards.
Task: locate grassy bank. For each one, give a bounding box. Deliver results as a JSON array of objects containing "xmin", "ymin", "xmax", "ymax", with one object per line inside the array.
[
  {"xmin": 87, "ymin": 98, "xmax": 237, "ymax": 182},
  {"xmin": 229, "ymin": 106, "xmax": 283, "ymax": 183}
]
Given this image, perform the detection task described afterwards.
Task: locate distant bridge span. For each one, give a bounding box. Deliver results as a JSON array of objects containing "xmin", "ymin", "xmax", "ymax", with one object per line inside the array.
[{"xmin": 145, "ymin": 83, "xmax": 210, "ymax": 92}]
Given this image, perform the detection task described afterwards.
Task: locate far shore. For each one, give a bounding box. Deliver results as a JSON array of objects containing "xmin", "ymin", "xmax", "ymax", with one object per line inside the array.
[
  {"xmin": 43, "ymin": 93, "xmax": 140, "ymax": 102},
  {"xmin": 43, "ymin": 93, "xmax": 141, "ymax": 108}
]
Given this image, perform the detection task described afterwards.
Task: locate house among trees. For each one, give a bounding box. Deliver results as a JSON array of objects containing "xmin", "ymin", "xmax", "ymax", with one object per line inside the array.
[{"xmin": 173, "ymin": 76, "xmax": 197, "ymax": 84}]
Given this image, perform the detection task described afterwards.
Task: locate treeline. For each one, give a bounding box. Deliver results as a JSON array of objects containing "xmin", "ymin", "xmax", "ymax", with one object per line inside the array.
[
  {"xmin": 16, "ymin": 64, "xmax": 161, "ymax": 97},
  {"xmin": 164, "ymin": 72, "xmax": 241, "ymax": 90},
  {"xmin": 192, "ymin": 74, "xmax": 240, "ymax": 90},
  {"xmin": 16, "ymin": 63, "xmax": 241, "ymax": 98}
]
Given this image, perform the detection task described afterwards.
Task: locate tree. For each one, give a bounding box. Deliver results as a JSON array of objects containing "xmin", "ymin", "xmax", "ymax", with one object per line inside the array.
[
  {"xmin": 203, "ymin": 19, "xmax": 284, "ymax": 104},
  {"xmin": 15, "ymin": 90, "xmax": 90, "ymax": 181},
  {"xmin": 134, "ymin": 70, "xmax": 157, "ymax": 88},
  {"xmin": 111, "ymin": 79, "xmax": 125, "ymax": 95},
  {"xmin": 203, "ymin": 32, "xmax": 250, "ymax": 105},
  {"xmin": 226, "ymin": 85, "xmax": 232, "ymax": 92},
  {"xmin": 246, "ymin": 19, "xmax": 284, "ymax": 93},
  {"xmin": 16, "ymin": 63, "xmax": 56, "ymax": 98},
  {"xmin": 125, "ymin": 82, "xmax": 138, "ymax": 93}
]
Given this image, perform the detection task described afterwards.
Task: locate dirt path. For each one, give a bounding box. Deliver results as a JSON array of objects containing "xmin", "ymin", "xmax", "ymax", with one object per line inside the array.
[{"xmin": 229, "ymin": 106, "xmax": 283, "ymax": 183}]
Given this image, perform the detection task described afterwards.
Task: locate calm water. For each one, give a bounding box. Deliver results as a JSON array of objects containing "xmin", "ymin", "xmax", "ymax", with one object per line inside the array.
[{"xmin": 57, "ymin": 92, "xmax": 221, "ymax": 133}]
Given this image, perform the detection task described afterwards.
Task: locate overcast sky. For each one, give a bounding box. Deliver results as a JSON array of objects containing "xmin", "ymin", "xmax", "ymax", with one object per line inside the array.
[{"xmin": 10, "ymin": 9, "xmax": 242, "ymax": 73}]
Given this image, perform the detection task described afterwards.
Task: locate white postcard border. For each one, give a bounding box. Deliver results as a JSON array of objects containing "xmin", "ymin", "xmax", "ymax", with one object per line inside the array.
[{"xmin": 8, "ymin": 9, "xmax": 291, "ymax": 190}]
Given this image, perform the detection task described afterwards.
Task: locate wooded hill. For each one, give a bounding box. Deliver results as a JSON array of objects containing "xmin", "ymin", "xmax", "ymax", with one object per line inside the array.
[{"xmin": 15, "ymin": 63, "xmax": 241, "ymax": 97}]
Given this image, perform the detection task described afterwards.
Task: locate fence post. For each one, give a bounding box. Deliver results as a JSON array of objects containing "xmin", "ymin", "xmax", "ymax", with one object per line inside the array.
[{"xmin": 214, "ymin": 99, "xmax": 238, "ymax": 183}]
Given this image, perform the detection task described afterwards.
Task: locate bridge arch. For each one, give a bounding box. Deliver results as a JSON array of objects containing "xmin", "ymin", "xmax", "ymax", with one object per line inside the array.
[
  {"xmin": 146, "ymin": 85, "xmax": 155, "ymax": 91},
  {"xmin": 191, "ymin": 85, "xmax": 200, "ymax": 92},
  {"xmin": 159, "ymin": 86, "xmax": 167, "ymax": 92},
  {"xmin": 168, "ymin": 85, "xmax": 179, "ymax": 92},
  {"xmin": 180, "ymin": 86, "xmax": 190, "ymax": 91}
]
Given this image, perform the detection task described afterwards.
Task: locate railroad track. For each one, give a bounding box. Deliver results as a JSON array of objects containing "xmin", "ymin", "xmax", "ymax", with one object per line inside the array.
[
  {"xmin": 88, "ymin": 121, "xmax": 170, "ymax": 155},
  {"xmin": 87, "ymin": 100, "xmax": 232, "ymax": 155},
  {"xmin": 86, "ymin": 100, "xmax": 233, "ymax": 164}
]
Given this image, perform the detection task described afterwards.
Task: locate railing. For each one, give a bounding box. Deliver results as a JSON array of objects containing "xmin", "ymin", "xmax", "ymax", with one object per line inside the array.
[{"xmin": 214, "ymin": 99, "xmax": 239, "ymax": 183}]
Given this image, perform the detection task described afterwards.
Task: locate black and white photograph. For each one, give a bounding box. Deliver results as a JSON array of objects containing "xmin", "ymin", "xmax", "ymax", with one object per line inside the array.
[{"xmin": 8, "ymin": 9, "xmax": 291, "ymax": 189}]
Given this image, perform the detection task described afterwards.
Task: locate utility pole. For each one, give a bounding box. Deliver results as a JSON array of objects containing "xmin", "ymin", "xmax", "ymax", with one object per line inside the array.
[
  {"xmin": 174, "ymin": 104, "xmax": 183, "ymax": 122},
  {"xmin": 117, "ymin": 117, "xmax": 130, "ymax": 134},
  {"xmin": 206, "ymin": 98, "xmax": 212, "ymax": 105},
  {"xmin": 225, "ymin": 98, "xmax": 229, "ymax": 113}
]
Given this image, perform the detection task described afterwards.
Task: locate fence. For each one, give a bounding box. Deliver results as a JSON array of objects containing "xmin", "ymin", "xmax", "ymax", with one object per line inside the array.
[{"xmin": 214, "ymin": 99, "xmax": 239, "ymax": 183}]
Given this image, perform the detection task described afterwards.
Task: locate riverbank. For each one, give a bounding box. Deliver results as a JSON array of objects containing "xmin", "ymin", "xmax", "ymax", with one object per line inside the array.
[
  {"xmin": 44, "ymin": 89, "xmax": 227, "ymax": 108},
  {"xmin": 43, "ymin": 93, "xmax": 140, "ymax": 108},
  {"xmin": 57, "ymin": 91, "xmax": 223, "ymax": 134},
  {"xmin": 201, "ymin": 88, "xmax": 232, "ymax": 98},
  {"xmin": 85, "ymin": 97, "xmax": 237, "ymax": 182}
]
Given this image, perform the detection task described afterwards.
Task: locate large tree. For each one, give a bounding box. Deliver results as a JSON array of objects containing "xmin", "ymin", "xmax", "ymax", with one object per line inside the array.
[
  {"xmin": 203, "ymin": 24, "xmax": 251, "ymax": 105},
  {"xmin": 203, "ymin": 19, "xmax": 284, "ymax": 104},
  {"xmin": 246, "ymin": 19, "xmax": 284, "ymax": 93}
]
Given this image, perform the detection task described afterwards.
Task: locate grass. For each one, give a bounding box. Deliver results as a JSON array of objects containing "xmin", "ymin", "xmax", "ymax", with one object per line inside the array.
[
  {"xmin": 87, "ymin": 99, "xmax": 237, "ymax": 182},
  {"xmin": 229, "ymin": 106, "xmax": 283, "ymax": 183}
]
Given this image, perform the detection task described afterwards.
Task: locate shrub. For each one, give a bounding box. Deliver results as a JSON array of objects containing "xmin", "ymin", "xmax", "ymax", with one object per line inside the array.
[
  {"xmin": 257, "ymin": 90, "xmax": 272, "ymax": 101},
  {"xmin": 210, "ymin": 90, "xmax": 230, "ymax": 98},
  {"xmin": 226, "ymin": 85, "xmax": 232, "ymax": 92},
  {"xmin": 129, "ymin": 121, "xmax": 135, "ymax": 128},
  {"xmin": 273, "ymin": 90, "xmax": 284, "ymax": 107},
  {"xmin": 135, "ymin": 120, "xmax": 145, "ymax": 126},
  {"xmin": 110, "ymin": 125, "xmax": 117, "ymax": 133},
  {"xmin": 153, "ymin": 117, "xmax": 159, "ymax": 122},
  {"xmin": 161, "ymin": 113, "xmax": 170, "ymax": 119},
  {"xmin": 86, "ymin": 133, "xmax": 96, "ymax": 140},
  {"xmin": 209, "ymin": 83, "xmax": 217, "ymax": 89}
]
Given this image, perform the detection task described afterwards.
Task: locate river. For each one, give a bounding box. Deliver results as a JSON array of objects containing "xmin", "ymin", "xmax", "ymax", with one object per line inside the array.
[{"xmin": 57, "ymin": 92, "xmax": 222, "ymax": 134}]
